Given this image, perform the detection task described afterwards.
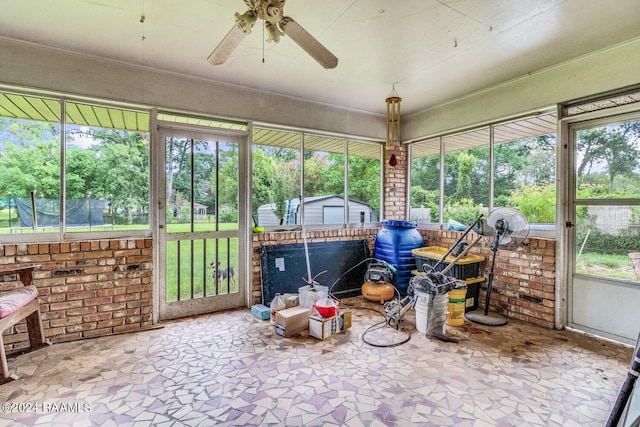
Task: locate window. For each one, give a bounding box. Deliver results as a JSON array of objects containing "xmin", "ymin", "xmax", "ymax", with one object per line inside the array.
[
  {"xmin": 573, "ymin": 119, "xmax": 640, "ymax": 280},
  {"xmin": 409, "ymin": 112, "xmax": 557, "ymax": 229},
  {"xmin": 410, "ymin": 138, "xmax": 440, "ymax": 224},
  {"xmin": 252, "ymin": 129, "xmax": 302, "ymax": 227},
  {"xmin": 303, "ymin": 135, "xmax": 345, "ymax": 225},
  {"xmin": 443, "ymin": 128, "xmax": 490, "ymax": 227},
  {"xmin": 493, "ymin": 115, "xmax": 556, "ymax": 225},
  {"xmin": 65, "ymin": 101, "xmax": 150, "ymax": 232},
  {"xmin": 251, "ymin": 127, "xmax": 382, "ymax": 227},
  {"xmin": 0, "ymin": 94, "xmax": 61, "ymax": 234},
  {"xmin": 0, "ymin": 90, "xmax": 150, "ymax": 236},
  {"xmin": 348, "ymin": 140, "xmax": 381, "ymax": 223}
]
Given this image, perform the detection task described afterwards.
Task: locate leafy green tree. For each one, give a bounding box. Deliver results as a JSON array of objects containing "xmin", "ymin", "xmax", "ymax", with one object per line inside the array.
[
  {"xmin": 90, "ymin": 129, "xmax": 149, "ymax": 220},
  {"xmin": 0, "ymin": 123, "xmax": 60, "ymax": 199},
  {"xmin": 577, "ymin": 128, "xmax": 639, "ymax": 191},
  {"xmin": 303, "ymin": 152, "xmax": 333, "ymax": 196},
  {"xmin": 453, "ymin": 151, "xmax": 477, "ymax": 201},
  {"xmin": 348, "ymin": 156, "xmax": 381, "ymax": 212},
  {"xmin": 508, "ymin": 182, "xmax": 556, "ymax": 223},
  {"xmin": 216, "ymin": 144, "xmax": 239, "ymax": 213},
  {"xmin": 251, "ymin": 148, "xmax": 277, "ymax": 216},
  {"xmin": 445, "ymin": 198, "xmax": 479, "ymax": 224}
]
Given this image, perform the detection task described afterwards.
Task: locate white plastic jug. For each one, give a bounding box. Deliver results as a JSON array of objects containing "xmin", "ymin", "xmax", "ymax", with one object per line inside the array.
[{"xmin": 270, "ymin": 293, "xmax": 286, "ymax": 325}]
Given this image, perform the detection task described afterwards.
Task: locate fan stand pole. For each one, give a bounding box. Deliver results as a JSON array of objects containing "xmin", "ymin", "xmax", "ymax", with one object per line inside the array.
[
  {"xmin": 483, "ymin": 242, "xmax": 499, "ymax": 316},
  {"xmin": 465, "ymin": 230, "xmax": 508, "ymax": 326}
]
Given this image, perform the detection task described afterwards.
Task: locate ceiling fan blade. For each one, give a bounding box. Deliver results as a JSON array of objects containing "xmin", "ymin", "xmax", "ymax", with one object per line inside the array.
[
  {"xmin": 279, "ymin": 17, "xmax": 338, "ymax": 69},
  {"xmin": 208, "ymin": 24, "xmax": 247, "ymax": 65}
]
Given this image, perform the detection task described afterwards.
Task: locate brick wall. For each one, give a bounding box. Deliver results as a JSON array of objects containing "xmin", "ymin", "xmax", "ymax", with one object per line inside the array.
[
  {"xmin": 250, "ymin": 227, "xmax": 556, "ymax": 328},
  {"xmin": 383, "ymin": 140, "xmax": 408, "ymax": 220},
  {"xmin": 250, "ymin": 228, "xmax": 380, "ymax": 305},
  {"xmin": 1, "ymin": 228, "xmax": 556, "ymax": 354},
  {"xmin": 420, "ymin": 229, "xmax": 556, "ymax": 328},
  {"xmin": 0, "ymin": 239, "xmax": 153, "ymax": 351}
]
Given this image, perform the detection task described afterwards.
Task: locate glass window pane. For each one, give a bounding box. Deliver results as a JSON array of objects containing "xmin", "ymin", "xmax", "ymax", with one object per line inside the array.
[
  {"xmin": 410, "ymin": 138, "xmax": 440, "ymax": 224},
  {"xmin": 304, "ymin": 135, "xmax": 345, "ymax": 225},
  {"xmin": 0, "ymin": 94, "xmax": 61, "ymax": 234},
  {"xmin": 493, "ymin": 133, "xmax": 556, "ymax": 224},
  {"xmin": 166, "ymin": 138, "xmax": 237, "ymax": 232},
  {"xmin": 65, "ymin": 101, "xmax": 150, "ymax": 232},
  {"xmin": 348, "ymin": 140, "xmax": 381, "ymax": 223},
  {"xmin": 252, "ymin": 129, "xmax": 301, "ymax": 227},
  {"xmin": 443, "ymin": 128, "xmax": 489, "ymax": 226},
  {"xmin": 213, "ymin": 141, "xmax": 239, "ymax": 231},
  {"xmin": 575, "ymin": 205, "xmax": 640, "ymax": 282},
  {"xmin": 576, "ymin": 120, "xmax": 640, "ymax": 200}
]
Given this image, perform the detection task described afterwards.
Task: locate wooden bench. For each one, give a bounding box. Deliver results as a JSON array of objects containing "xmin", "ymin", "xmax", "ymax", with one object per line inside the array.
[{"xmin": 0, "ymin": 265, "xmax": 45, "ymax": 379}]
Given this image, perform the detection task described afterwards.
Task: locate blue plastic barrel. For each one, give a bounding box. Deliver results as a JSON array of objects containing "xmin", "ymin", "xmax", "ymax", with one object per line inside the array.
[{"xmin": 374, "ymin": 220, "xmax": 423, "ymax": 295}]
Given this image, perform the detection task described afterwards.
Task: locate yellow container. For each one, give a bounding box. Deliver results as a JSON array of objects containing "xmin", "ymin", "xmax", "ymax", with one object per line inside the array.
[
  {"xmin": 412, "ymin": 246, "xmax": 485, "ymax": 265},
  {"xmin": 446, "ymin": 288, "xmax": 467, "ymax": 326},
  {"xmin": 412, "ymin": 246, "xmax": 484, "ymax": 279}
]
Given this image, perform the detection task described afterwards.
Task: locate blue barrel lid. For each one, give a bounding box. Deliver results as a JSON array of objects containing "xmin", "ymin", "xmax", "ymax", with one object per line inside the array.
[{"xmin": 382, "ymin": 220, "xmax": 417, "ymax": 228}]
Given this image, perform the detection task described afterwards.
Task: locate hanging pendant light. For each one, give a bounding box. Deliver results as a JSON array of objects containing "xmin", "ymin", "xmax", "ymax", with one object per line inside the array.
[{"xmin": 386, "ymin": 84, "xmax": 401, "ymax": 149}]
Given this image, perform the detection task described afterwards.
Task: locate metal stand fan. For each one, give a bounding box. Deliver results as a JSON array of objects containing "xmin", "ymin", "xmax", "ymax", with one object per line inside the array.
[{"xmin": 465, "ymin": 207, "xmax": 530, "ymax": 326}]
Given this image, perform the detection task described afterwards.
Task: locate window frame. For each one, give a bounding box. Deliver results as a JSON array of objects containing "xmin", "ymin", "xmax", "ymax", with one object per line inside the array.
[
  {"xmin": 251, "ymin": 125, "xmax": 383, "ymax": 230},
  {"xmin": 408, "ymin": 110, "xmax": 558, "ymax": 237},
  {"xmin": 0, "ymin": 88, "xmax": 153, "ymax": 242}
]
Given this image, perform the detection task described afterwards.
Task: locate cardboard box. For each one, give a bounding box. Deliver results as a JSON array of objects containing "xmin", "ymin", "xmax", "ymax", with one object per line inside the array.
[
  {"xmin": 284, "ymin": 294, "xmax": 299, "ymax": 308},
  {"xmin": 275, "ymin": 306, "xmax": 311, "ymax": 337},
  {"xmin": 309, "ymin": 311, "xmax": 352, "ymax": 340},
  {"xmin": 251, "ymin": 304, "xmax": 270, "ymax": 321}
]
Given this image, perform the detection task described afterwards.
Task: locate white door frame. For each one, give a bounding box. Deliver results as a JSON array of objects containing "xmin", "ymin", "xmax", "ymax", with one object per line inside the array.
[
  {"xmin": 152, "ymin": 121, "xmax": 250, "ymax": 322},
  {"xmin": 559, "ymin": 106, "xmax": 640, "ymax": 344}
]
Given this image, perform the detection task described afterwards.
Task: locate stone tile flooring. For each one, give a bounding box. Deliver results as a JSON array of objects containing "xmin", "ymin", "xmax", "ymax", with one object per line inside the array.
[{"xmin": 0, "ymin": 297, "xmax": 633, "ymax": 426}]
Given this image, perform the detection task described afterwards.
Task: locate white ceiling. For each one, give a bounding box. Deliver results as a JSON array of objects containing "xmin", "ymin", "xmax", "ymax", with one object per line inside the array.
[{"xmin": 1, "ymin": 0, "xmax": 640, "ymax": 116}]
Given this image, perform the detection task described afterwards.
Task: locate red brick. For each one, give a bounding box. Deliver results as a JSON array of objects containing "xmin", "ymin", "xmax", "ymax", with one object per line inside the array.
[
  {"xmin": 98, "ymin": 303, "xmax": 127, "ymax": 312},
  {"xmin": 84, "ymin": 297, "xmax": 113, "ymax": 306},
  {"xmin": 50, "ymin": 300, "xmax": 84, "ymax": 311},
  {"xmin": 83, "ymin": 312, "xmax": 113, "ymax": 322},
  {"xmin": 97, "ymin": 319, "xmax": 125, "ymax": 328},
  {"xmin": 67, "ymin": 306, "xmax": 98, "ymax": 316}
]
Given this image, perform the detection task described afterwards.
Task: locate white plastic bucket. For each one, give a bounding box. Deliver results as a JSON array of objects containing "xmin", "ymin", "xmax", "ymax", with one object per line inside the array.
[{"xmin": 414, "ymin": 289, "xmax": 430, "ymax": 334}]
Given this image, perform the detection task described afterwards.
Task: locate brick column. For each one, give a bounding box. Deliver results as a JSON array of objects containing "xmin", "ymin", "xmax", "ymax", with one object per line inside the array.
[{"xmin": 383, "ymin": 140, "xmax": 408, "ymax": 220}]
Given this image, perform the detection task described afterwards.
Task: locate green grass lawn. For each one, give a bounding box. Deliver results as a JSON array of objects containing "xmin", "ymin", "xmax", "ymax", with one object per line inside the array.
[
  {"xmin": 164, "ymin": 221, "xmax": 240, "ymax": 301},
  {"xmin": 164, "ymin": 236, "xmax": 239, "ymax": 301},
  {"xmin": 576, "ymin": 252, "xmax": 639, "ymax": 280},
  {"xmin": 0, "ymin": 215, "xmax": 241, "ymax": 302}
]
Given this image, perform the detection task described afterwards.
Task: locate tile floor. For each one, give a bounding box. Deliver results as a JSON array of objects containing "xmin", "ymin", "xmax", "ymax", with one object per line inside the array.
[{"xmin": 0, "ymin": 297, "xmax": 633, "ymax": 427}]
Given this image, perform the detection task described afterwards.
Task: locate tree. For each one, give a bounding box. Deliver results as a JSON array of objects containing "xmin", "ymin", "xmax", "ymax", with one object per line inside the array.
[
  {"xmin": 90, "ymin": 129, "xmax": 149, "ymax": 221},
  {"xmin": 453, "ymin": 151, "xmax": 477, "ymax": 201},
  {"xmin": 0, "ymin": 131, "xmax": 60, "ymax": 199},
  {"xmin": 347, "ymin": 156, "xmax": 381, "ymax": 213},
  {"xmin": 577, "ymin": 127, "xmax": 639, "ymax": 191},
  {"xmin": 508, "ymin": 182, "xmax": 556, "ymax": 223}
]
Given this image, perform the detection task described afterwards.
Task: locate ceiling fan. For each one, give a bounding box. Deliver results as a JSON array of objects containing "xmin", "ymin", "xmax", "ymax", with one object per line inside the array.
[{"xmin": 207, "ymin": 0, "xmax": 338, "ymax": 69}]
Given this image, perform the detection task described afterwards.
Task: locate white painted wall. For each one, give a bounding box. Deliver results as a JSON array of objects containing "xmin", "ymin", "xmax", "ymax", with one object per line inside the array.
[
  {"xmin": 404, "ymin": 37, "xmax": 640, "ymax": 140},
  {"xmin": 0, "ymin": 38, "xmax": 385, "ymax": 140}
]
